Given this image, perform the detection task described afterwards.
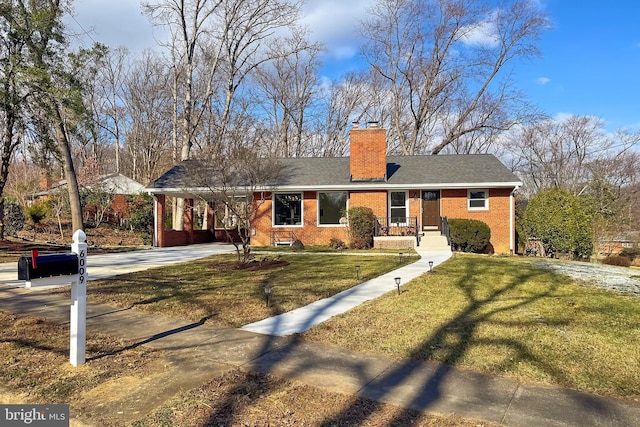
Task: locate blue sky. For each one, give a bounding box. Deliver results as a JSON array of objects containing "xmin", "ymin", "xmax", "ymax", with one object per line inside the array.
[
  {"xmin": 515, "ymin": 1, "xmax": 640, "ymax": 130},
  {"xmin": 68, "ymin": 0, "xmax": 640, "ymax": 131}
]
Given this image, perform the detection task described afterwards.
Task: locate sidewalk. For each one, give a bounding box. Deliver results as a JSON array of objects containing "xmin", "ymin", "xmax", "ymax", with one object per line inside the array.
[{"xmin": 1, "ymin": 247, "xmax": 639, "ymax": 426}]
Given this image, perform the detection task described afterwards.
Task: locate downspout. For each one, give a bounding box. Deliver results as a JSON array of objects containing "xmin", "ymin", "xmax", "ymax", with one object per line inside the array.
[{"xmin": 510, "ymin": 186, "xmax": 520, "ymax": 254}]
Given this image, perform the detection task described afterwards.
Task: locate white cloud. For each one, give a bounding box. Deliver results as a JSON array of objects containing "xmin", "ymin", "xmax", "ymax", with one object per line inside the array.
[
  {"xmin": 536, "ymin": 77, "xmax": 551, "ymax": 85},
  {"xmin": 301, "ymin": 0, "xmax": 373, "ymax": 60},
  {"xmin": 458, "ymin": 20, "xmax": 500, "ymax": 48},
  {"xmin": 66, "ymin": 0, "xmax": 163, "ymax": 52}
]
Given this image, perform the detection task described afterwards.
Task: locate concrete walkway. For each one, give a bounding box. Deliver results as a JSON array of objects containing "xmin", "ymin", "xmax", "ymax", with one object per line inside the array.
[
  {"xmin": 1, "ymin": 244, "xmax": 639, "ymax": 426},
  {"xmin": 242, "ymin": 246, "xmax": 452, "ymax": 335}
]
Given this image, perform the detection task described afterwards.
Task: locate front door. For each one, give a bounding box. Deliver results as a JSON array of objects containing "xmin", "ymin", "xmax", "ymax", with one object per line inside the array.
[{"xmin": 422, "ymin": 190, "xmax": 440, "ymax": 230}]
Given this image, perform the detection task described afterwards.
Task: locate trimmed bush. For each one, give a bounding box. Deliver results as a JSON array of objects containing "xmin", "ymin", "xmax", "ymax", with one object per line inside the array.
[
  {"xmin": 522, "ymin": 188, "xmax": 593, "ymax": 259},
  {"xmin": 603, "ymin": 255, "xmax": 631, "ymax": 267},
  {"xmin": 347, "ymin": 207, "xmax": 375, "ymax": 249},
  {"xmin": 449, "ymin": 218, "xmax": 491, "ymax": 253}
]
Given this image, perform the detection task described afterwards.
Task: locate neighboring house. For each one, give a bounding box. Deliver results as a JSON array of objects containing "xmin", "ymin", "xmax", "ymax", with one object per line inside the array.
[
  {"xmin": 86, "ymin": 173, "xmax": 146, "ymax": 224},
  {"xmin": 34, "ymin": 173, "xmax": 145, "ymax": 225},
  {"xmin": 597, "ymin": 231, "xmax": 640, "ymax": 255},
  {"xmin": 146, "ymin": 123, "xmax": 522, "ymax": 253}
]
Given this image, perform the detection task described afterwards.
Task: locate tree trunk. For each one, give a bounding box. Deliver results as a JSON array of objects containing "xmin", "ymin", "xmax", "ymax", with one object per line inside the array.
[
  {"xmin": 54, "ymin": 108, "xmax": 84, "ymax": 232},
  {"xmin": 0, "ymin": 112, "xmax": 18, "ymax": 240}
]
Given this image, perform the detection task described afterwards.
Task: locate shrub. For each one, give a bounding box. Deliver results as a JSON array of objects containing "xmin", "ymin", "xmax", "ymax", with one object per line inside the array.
[
  {"xmin": 603, "ymin": 255, "xmax": 631, "ymax": 267},
  {"xmin": 4, "ymin": 201, "xmax": 25, "ymax": 237},
  {"xmin": 128, "ymin": 194, "xmax": 154, "ymax": 232},
  {"xmin": 522, "ymin": 188, "xmax": 594, "ymax": 259},
  {"xmin": 619, "ymin": 247, "xmax": 639, "ymax": 261},
  {"xmin": 329, "ymin": 237, "xmax": 347, "ymax": 250},
  {"xmin": 449, "ymin": 218, "xmax": 491, "ymax": 253},
  {"xmin": 139, "ymin": 232, "xmax": 152, "ymax": 246},
  {"xmin": 291, "ymin": 239, "xmax": 305, "ymax": 251},
  {"xmin": 347, "ymin": 207, "xmax": 375, "ymax": 249}
]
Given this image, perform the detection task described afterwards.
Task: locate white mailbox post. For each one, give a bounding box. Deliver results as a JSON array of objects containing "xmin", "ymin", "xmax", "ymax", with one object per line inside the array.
[
  {"xmin": 70, "ymin": 230, "xmax": 87, "ymax": 366},
  {"xmin": 18, "ymin": 230, "xmax": 87, "ymax": 367}
]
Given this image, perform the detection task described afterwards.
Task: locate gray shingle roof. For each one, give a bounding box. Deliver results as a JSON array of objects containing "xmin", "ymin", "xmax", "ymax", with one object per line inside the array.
[{"xmin": 147, "ymin": 154, "xmax": 521, "ymax": 193}]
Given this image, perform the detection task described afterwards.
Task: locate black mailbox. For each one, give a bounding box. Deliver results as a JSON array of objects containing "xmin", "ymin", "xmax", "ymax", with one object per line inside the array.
[{"xmin": 18, "ymin": 253, "xmax": 79, "ymax": 281}]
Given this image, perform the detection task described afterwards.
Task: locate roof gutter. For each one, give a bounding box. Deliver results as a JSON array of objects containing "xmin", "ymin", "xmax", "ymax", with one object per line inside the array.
[{"xmin": 145, "ymin": 181, "xmax": 524, "ymax": 195}]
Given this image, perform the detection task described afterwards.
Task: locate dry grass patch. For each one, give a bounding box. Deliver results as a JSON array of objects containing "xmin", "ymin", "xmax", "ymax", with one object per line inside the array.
[
  {"xmin": 304, "ymin": 255, "xmax": 640, "ymax": 399},
  {"xmin": 59, "ymin": 254, "xmax": 406, "ymax": 328},
  {"xmin": 0, "ymin": 311, "xmax": 160, "ymax": 425},
  {"xmin": 135, "ymin": 369, "xmax": 496, "ymax": 427}
]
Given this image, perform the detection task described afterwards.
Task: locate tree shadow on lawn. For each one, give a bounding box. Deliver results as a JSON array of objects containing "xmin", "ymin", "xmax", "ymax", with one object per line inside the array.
[{"xmin": 191, "ymin": 258, "xmax": 636, "ymax": 426}]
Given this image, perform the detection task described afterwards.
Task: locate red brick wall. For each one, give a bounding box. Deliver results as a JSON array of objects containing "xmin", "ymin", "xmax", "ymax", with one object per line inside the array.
[
  {"xmin": 350, "ymin": 127, "xmax": 387, "ymax": 180},
  {"xmin": 252, "ymin": 190, "xmax": 390, "ymax": 247},
  {"xmin": 441, "ymin": 188, "xmax": 513, "ymax": 254},
  {"xmin": 251, "ymin": 192, "xmax": 350, "ymax": 246},
  {"xmin": 154, "ymin": 187, "xmax": 514, "ymax": 252},
  {"xmin": 350, "ymin": 190, "xmax": 387, "ymax": 218},
  {"xmin": 111, "ymin": 194, "xmax": 130, "ymax": 218},
  {"xmin": 408, "ymin": 190, "xmax": 421, "ymax": 220}
]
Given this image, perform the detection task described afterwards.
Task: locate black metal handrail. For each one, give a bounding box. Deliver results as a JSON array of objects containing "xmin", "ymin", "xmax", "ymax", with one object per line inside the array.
[
  {"xmin": 440, "ymin": 216, "xmax": 451, "ymax": 246},
  {"xmin": 375, "ymin": 217, "xmax": 419, "ymax": 245}
]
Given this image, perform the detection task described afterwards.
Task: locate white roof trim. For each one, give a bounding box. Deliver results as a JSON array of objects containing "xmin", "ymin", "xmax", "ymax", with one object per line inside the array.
[{"xmin": 146, "ymin": 181, "xmax": 523, "ymax": 195}]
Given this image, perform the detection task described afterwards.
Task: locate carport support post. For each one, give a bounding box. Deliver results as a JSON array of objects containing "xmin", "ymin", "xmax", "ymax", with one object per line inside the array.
[{"xmin": 70, "ymin": 230, "xmax": 87, "ymax": 367}]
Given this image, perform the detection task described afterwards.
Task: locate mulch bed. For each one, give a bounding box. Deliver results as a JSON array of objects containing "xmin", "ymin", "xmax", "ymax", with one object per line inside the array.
[{"xmin": 0, "ymin": 239, "xmax": 68, "ymax": 253}]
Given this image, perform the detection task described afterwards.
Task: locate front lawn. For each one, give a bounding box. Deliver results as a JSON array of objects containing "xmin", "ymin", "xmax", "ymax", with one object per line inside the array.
[
  {"xmin": 74, "ymin": 254, "xmax": 409, "ymax": 328},
  {"xmin": 303, "ymin": 254, "xmax": 640, "ymax": 399}
]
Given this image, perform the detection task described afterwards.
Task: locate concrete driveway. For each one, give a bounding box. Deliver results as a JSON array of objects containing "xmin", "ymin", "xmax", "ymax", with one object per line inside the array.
[{"xmin": 0, "ymin": 242, "xmax": 235, "ymax": 287}]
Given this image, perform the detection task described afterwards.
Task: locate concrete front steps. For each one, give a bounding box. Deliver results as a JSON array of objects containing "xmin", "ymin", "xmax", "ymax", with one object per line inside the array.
[
  {"xmin": 419, "ymin": 231, "xmax": 451, "ymax": 252},
  {"xmin": 374, "ymin": 231, "xmax": 451, "ymax": 251}
]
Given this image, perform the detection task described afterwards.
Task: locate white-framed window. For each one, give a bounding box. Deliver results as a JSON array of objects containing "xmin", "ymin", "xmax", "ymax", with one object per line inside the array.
[
  {"xmin": 468, "ymin": 189, "xmax": 489, "ymax": 210},
  {"xmin": 273, "ymin": 193, "xmax": 303, "ymax": 226},
  {"xmin": 214, "ymin": 197, "xmax": 247, "ymax": 229},
  {"xmin": 318, "ymin": 192, "xmax": 348, "ymax": 226},
  {"xmin": 389, "ymin": 191, "xmax": 409, "ymax": 224}
]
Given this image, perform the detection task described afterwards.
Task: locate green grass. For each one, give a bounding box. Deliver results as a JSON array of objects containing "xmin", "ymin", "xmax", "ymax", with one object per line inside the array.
[
  {"xmin": 79, "ymin": 254, "xmax": 410, "ymax": 328},
  {"xmin": 303, "ymin": 254, "xmax": 640, "ymax": 399}
]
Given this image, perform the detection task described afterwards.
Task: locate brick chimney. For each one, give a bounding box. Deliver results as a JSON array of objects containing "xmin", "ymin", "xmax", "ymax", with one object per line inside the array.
[
  {"xmin": 349, "ymin": 121, "xmax": 387, "ymax": 181},
  {"xmin": 39, "ymin": 172, "xmax": 53, "ymax": 190}
]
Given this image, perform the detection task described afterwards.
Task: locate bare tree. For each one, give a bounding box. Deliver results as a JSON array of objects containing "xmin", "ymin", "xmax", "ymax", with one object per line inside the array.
[
  {"xmin": 0, "ymin": 2, "xmax": 26, "ymax": 239},
  {"xmin": 509, "ymin": 115, "xmax": 640, "ymax": 254},
  {"xmin": 509, "ymin": 115, "xmax": 639, "ymax": 197},
  {"xmin": 253, "ymin": 28, "xmax": 324, "ymax": 157},
  {"xmin": 144, "ymin": 0, "xmax": 302, "ymax": 159},
  {"xmin": 144, "ymin": 0, "xmax": 302, "ymax": 230},
  {"xmin": 92, "ymin": 46, "xmax": 131, "ymax": 173},
  {"xmin": 122, "ymin": 52, "xmax": 174, "ymax": 184},
  {"xmin": 360, "ymin": 0, "xmax": 548, "ymax": 155},
  {"xmin": 20, "ymin": 0, "xmax": 85, "ymax": 232},
  {"xmin": 187, "ymin": 146, "xmax": 282, "ymax": 262},
  {"xmin": 309, "ymin": 72, "xmax": 372, "ymax": 157}
]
